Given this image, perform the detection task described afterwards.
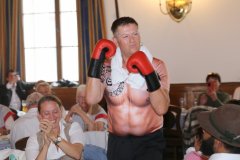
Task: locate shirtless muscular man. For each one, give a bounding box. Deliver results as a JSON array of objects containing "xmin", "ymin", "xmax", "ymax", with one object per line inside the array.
[{"xmin": 86, "ymin": 17, "xmax": 170, "ymax": 160}]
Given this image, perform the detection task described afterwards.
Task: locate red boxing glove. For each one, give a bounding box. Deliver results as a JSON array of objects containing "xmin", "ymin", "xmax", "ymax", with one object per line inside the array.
[
  {"xmin": 91, "ymin": 39, "xmax": 116, "ymax": 59},
  {"xmin": 127, "ymin": 51, "xmax": 160, "ymax": 92},
  {"xmin": 88, "ymin": 39, "xmax": 116, "ymax": 78}
]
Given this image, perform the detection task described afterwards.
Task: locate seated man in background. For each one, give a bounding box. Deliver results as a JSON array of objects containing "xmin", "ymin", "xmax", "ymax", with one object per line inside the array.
[
  {"xmin": 65, "ymin": 84, "xmax": 107, "ymax": 131},
  {"xmin": 25, "ymin": 95, "xmax": 84, "ymax": 160},
  {"xmin": 197, "ymin": 104, "xmax": 240, "ymax": 160},
  {"xmin": 0, "ymin": 104, "xmax": 15, "ymax": 135},
  {"xmin": 10, "ymin": 92, "xmax": 43, "ymax": 148},
  {"xmin": 0, "ymin": 69, "xmax": 35, "ymax": 111},
  {"xmin": 198, "ymin": 72, "xmax": 230, "ymax": 108}
]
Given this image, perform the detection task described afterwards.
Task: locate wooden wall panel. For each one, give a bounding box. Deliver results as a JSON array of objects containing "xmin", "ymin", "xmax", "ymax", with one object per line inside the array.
[
  {"xmin": 49, "ymin": 82, "xmax": 240, "ymax": 110},
  {"xmin": 170, "ymin": 82, "xmax": 240, "ymax": 109}
]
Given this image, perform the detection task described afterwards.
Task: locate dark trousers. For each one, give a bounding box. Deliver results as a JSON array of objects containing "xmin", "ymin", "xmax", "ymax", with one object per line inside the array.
[{"xmin": 107, "ymin": 129, "xmax": 165, "ymax": 160}]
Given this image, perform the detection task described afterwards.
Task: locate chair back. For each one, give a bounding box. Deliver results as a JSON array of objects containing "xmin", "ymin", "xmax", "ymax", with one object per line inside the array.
[
  {"xmin": 164, "ymin": 105, "xmax": 182, "ymax": 132},
  {"xmin": 163, "ymin": 105, "xmax": 183, "ymax": 160}
]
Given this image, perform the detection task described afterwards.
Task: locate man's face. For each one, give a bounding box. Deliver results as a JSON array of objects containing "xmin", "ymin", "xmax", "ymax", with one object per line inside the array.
[
  {"xmin": 113, "ymin": 23, "xmax": 141, "ymax": 59},
  {"xmin": 7, "ymin": 72, "xmax": 18, "ymax": 83},
  {"xmin": 76, "ymin": 90, "xmax": 89, "ymax": 113},
  {"xmin": 39, "ymin": 101, "xmax": 62, "ymax": 129},
  {"xmin": 207, "ymin": 77, "xmax": 220, "ymax": 91},
  {"xmin": 37, "ymin": 86, "xmax": 51, "ymax": 96}
]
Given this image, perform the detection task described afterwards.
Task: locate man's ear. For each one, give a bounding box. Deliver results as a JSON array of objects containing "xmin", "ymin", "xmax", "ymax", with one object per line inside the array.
[{"xmin": 112, "ymin": 37, "xmax": 118, "ymax": 47}]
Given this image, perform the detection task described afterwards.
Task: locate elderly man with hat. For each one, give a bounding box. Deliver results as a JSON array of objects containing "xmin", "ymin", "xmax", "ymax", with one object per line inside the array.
[
  {"xmin": 10, "ymin": 92, "xmax": 43, "ymax": 148},
  {"xmin": 197, "ymin": 104, "xmax": 240, "ymax": 160}
]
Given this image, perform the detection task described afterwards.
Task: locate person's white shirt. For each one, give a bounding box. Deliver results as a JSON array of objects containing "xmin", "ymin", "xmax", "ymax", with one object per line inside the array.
[
  {"xmin": 233, "ymin": 87, "xmax": 240, "ymax": 100},
  {"xmin": 6, "ymin": 83, "xmax": 21, "ymax": 111},
  {"xmin": 10, "ymin": 108, "xmax": 40, "ymax": 148},
  {"xmin": 209, "ymin": 153, "xmax": 240, "ymax": 160},
  {"xmin": 25, "ymin": 119, "xmax": 85, "ymax": 160}
]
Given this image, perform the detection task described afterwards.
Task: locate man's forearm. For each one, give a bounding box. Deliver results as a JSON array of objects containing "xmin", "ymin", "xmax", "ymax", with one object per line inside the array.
[
  {"xmin": 150, "ymin": 88, "xmax": 169, "ymax": 116},
  {"xmin": 86, "ymin": 78, "xmax": 104, "ymax": 105}
]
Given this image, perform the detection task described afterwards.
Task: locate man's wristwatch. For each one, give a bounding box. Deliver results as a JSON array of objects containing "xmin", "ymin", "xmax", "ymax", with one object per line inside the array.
[{"xmin": 53, "ymin": 136, "xmax": 62, "ymax": 145}]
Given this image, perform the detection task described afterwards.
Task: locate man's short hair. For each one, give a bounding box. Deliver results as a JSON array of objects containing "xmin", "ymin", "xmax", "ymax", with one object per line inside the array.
[
  {"xmin": 111, "ymin": 17, "xmax": 138, "ymax": 34},
  {"xmin": 206, "ymin": 72, "xmax": 221, "ymax": 83}
]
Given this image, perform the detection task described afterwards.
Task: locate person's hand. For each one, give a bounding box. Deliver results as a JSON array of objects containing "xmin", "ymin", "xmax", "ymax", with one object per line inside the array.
[
  {"xmin": 39, "ymin": 119, "xmax": 53, "ymax": 134},
  {"xmin": 65, "ymin": 111, "xmax": 73, "ymax": 122},
  {"xmin": 70, "ymin": 104, "xmax": 82, "ymax": 114},
  {"xmin": 38, "ymin": 118, "xmax": 53, "ymax": 146},
  {"xmin": 207, "ymin": 82, "xmax": 217, "ymax": 101},
  {"xmin": 65, "ymin": 104, "xmax": 83, "ymax": 122},
  {"xmin": 208, "ymin": 91, "xmax": 217, "ymax": 101},
  {"xmin": 39, "ymin": 118, "xmax": 58, "ymax": 142},
  {"xmin": 43, "ymin": 131, "xmax": 51, "ymax": 147},
  {"xmin": 199, "ymin": 94, "xmax": 208, "ymax": 105}
]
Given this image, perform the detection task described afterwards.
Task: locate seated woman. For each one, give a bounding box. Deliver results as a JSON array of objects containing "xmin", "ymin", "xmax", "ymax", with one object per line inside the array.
[
  {"xmin": 0, "ymin": 104, "xmax": 15, "ymax": 135},
  {"xmin": 25, "ymin": 95, "xmax": 84, "ymax": 160},
  {"xmin": 65, "ymin": 84, "xmax": 107, "ymax": 131},
  {"xmin": 35, "ymin": 80, "xmax": 67, "ymax": 118}
]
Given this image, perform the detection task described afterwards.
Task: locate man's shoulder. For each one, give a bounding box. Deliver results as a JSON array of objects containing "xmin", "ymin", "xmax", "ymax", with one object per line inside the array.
[{"xmin": 13, "ymin": 115, "xmax": 38, "ymax": 126}]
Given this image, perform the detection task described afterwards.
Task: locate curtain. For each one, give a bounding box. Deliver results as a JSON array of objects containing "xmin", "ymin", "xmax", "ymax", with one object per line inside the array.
[
  {"xmin": 0, "ymin": 0, "xmax": 23, "ymax": 84},
  {"xmin": 77, "ymin": 0, "xmax": 106, "ymax": 83}
]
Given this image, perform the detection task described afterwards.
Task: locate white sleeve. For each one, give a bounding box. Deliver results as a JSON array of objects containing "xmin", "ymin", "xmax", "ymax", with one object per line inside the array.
[
  {"xmin": 5, "ymin": 116, "xmax": 15, "ymax": 130},
  {"xmin": 69, "ymin": 122, "xmax": 85, "ymax": 145},
  {"xmin": 25, "ymin": 135, "xmax": 39, "ymax": 160},
  {"xmin": 233, "ymin": 87, "xmax": 240, "ymax": 100}
]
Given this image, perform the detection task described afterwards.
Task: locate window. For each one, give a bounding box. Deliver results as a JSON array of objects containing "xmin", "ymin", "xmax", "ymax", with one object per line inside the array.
[{"xmin": 22, "ymin": 0, "xmax": 79, "ymax": 82}]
